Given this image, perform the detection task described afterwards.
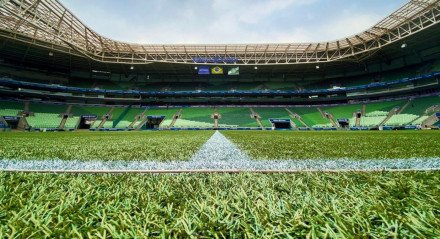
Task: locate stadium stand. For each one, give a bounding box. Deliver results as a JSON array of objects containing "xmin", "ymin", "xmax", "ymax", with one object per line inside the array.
[
  {"xmin": 4, "ymin": 58, "xmax": 436, "ymax": 93},
  {"xmin": 180, "ymin": 108, "xmax": 214, "ymax": 126},
  {"xmin": 0, "ymin": 101, "xmax": 23, "ymax": 116},
  {"xmin": 114, "ymin": 107, "xmax": 145, "ymax": 129},
  {"xmin": 323, "ymin": 104, "xmax": 363, "ymax": 123},
  {"xmin": 26, "ymin": 102, "xmax": 66, "ymax": 129},
  {"xmin": 26, "ymin": 113, "xmax": 61, "ymax": 129},
  {"xmin": 146, "ymin": 108, "xmax": 181, "ymax": 128},
  {"xmin": 402, "ymin": 96, "xmax": 440, "ymax": 115},
  {"xmin": 217, "ymin": 108, "xmax": 259, "ymax": 128},
  {"xmin": 385, "ymin": 114, "xmax": 419, "ymax": 126},
  {"xmin": 1, "ymin": 94, "xmax": 439, "ymax": 130},
  {"xmin": 253, "ymin": 108, "xmax": 292, "ymax": 127},
  {"xmin": 64, "ymin": 116, "xmax": 80, "ymax": 129},
  {"xmin": 71, "ymin": 105, "xmax": 110, "ymax": 118},
  {"xmin": 289, "ymin": 107, "xmax": 332, "ymax": 128}
]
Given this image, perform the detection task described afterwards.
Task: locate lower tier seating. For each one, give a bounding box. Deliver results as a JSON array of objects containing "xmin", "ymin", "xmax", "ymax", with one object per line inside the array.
[
  {"xmin": 385, "ymin": 114, "xmax": 419, "ymax": 126},
  {"xmin": 1, "ymin": 95, "xmax": 439, "ymax": 129},
  {"xmin": 27, "ymin": 113, "xmax": 61, "ymax": 128},
  {"xmin": 64, "ymin": 117, "xmax": 79, "ymax": 129}
]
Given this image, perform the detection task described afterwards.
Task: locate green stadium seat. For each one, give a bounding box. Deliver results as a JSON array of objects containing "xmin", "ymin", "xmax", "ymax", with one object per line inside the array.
[
  {"xmin": 253, "ymin": 108, "xmax": 291, "ymax": 127},
  {"xmin": 218, "ymin": 108, "xmax": 258, "ymax": 128},
  {"xmin": 385, "ymin": 114, "xmax": 419, "ymax": 126},
  {"xmin": 410, "ymin": 116, "xmax": 429, "ymax": 125},
  {"xmin": 359, "ymin": 116, "xmax": 386, "ymax": 127},
  {"xmin": 64, "ymin": 117, "xmax": 79, "ymax": 129},
  {"xmin": 289, "ymin": 107, "xmax": 329, "ymax": 127},
  {"xmin": 27, "ymin": 113, "xmax": 61, "ymax": 128},
  {"xmin": 173, "ymin": 119, "xmax": 214, "ymax": 128}
]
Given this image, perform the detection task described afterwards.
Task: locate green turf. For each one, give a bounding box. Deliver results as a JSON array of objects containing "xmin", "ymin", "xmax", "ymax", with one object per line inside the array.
[
  {"xmin": 223, "ymin": 131, "xmax": 440, "ymax": 160},
  {"xmin": 0, "ymin": 131, "xmax": 213, "ymax": 161},
  {"xmin": 0, "ymin": 172, "xmax": 439, "ymax": 238}
]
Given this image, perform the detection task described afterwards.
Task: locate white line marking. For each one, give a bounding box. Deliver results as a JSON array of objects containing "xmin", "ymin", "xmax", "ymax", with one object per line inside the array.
[{"xmin": 1, "ymin": 131, "xmax": 439, "ymax": 173}]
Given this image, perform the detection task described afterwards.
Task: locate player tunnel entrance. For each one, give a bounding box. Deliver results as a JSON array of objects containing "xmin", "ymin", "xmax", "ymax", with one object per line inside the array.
[
  {"xmin": 338, "ymin": 118, "xmax": 350, "ymax": 129},
  {"xmin": 1, "ymin": 116, "xmax": 21, "ymax": 129},
  {"xmin": 144, "ymin": 116, "xmax": 165, "ymax": 129},
  {"xmin": 78, "ymin": 115, "xmax": 97, "ymax": 129},
  {"xmin": 269, "ymin": 119, "xmax": 292, "ymax": 130}
]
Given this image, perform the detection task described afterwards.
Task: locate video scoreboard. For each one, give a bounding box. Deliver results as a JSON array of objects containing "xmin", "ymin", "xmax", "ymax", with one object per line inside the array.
[{"xmin": 197, "ymin": 66, "xmax": 239, "ymax": 76}]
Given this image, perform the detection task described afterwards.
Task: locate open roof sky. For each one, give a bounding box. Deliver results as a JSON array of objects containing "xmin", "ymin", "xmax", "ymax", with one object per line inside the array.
[{"xmin": 60, "ymin": 0, "xmax": 407, "ymax": 44}]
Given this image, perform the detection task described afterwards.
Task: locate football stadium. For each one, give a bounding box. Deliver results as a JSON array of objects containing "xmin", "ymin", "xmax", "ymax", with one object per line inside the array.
[{"xmin": 1, "ymin": 0, "xmax": 440, "ymax": 237}]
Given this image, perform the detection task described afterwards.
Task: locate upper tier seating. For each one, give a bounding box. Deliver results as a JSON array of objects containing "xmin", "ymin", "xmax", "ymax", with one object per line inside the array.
[{"xmin": 402, "ymin": 96, "xmax": 440, "ymax": 115}]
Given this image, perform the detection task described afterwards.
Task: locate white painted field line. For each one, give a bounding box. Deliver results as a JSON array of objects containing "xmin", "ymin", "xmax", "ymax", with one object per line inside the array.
[
  {"xmin": 2, "ymin": 168, "xmax": 440, "ymax": 174},
  {"xmin": 1, "ymin": 131, "xmax": 440, "ymax": 173}
]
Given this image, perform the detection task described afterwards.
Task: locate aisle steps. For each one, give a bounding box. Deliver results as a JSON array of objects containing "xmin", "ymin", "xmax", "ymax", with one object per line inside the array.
[{"xmin": 250, "ymin": 108, "xmax": 265, "ymax": 130}]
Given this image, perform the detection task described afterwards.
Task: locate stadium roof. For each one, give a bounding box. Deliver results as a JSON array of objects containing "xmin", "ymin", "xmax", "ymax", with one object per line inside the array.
[{"xmin": 0, "ymin": 0, "xmax": 439, "ymax": 65}]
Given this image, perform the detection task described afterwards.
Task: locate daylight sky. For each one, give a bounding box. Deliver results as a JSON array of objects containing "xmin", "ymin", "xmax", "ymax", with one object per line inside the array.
[{"xmin": 60, "ymin": 0, "xmax": 408, "ymax": 44}]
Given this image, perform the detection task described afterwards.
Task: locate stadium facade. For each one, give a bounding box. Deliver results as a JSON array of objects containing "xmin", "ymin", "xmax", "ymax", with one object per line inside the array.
[{"xmin": 0, "ymin": 0, "xmax": 439, "ymax": 131}]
